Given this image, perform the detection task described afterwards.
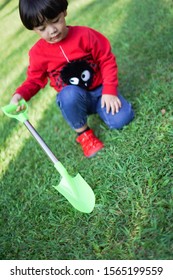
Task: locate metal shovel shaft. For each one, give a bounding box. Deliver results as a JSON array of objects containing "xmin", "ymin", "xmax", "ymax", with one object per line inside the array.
[{"xmin": 24, "ymin": 120, "xmax": 58, "ymax": 165}]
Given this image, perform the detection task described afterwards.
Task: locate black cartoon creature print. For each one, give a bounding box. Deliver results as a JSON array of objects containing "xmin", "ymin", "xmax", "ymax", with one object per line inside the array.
[{"xmin": 60, "ymin": 60, "xmax": 94, "ymax": 89}]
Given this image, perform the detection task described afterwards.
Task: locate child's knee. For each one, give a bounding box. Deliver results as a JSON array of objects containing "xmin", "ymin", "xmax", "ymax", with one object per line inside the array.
[
  {"xmin": 57, "ymin": 85, "xmax": 86, "ymax": 105},
  {"xmin": 58, "ymin": 85, "xmax": 76, "ymax": 102},
  {"xmin": 108, "ymin": 105, "xmax": 134, "ymax": 129}
]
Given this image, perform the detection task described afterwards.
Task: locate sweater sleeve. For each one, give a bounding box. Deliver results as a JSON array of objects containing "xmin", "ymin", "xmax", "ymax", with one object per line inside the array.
[
  {"xmin": 88, "ymin": 28, "xmax": 118, "ymax": 96},
  {"xmin": 15, "ymin": 45, "xmax": 48, "ymax": 101}
]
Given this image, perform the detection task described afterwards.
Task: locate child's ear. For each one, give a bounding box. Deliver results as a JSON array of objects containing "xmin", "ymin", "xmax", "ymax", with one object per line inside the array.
[{"xmin": 64, "ymin": 10, "xmax": 67, "ymax": 17}]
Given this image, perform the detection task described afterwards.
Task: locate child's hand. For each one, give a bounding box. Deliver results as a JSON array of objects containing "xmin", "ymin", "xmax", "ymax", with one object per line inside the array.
[
  {"xmin": 101, "ymin": 94, "xmax": 122, "ymax": 115},
  {"xmin": 10, "ymin": 93, "xmax": 25, "ymax": 112}
]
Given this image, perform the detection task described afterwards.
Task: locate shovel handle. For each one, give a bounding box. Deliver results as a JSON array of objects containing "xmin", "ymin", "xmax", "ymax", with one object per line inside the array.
[
  {"xmin": 24, "ymin": 120, "xmax": 58, "ymax": 165},
  {"xmin": 1, "ymin": 99, "xmax": 28, "ymax": 123}
]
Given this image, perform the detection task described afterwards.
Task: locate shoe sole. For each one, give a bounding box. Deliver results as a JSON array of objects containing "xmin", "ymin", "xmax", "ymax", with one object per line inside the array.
[{"xmin": 85, "ymin": 145, "xmax": 104, "ymax": 158}]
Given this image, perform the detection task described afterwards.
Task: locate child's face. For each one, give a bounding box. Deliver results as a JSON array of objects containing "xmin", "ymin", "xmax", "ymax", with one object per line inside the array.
[{"xmin": 34, "ymin": 11, "xmax": 68, "ymax": 43}]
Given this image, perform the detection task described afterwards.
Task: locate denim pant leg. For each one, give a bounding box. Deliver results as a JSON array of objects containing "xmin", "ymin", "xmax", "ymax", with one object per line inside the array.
[
  {"xmin": 96, "ymin": 94, "xmax": 134, "ymax": 129},
  {"xmin": 56, "ymin": 85, "xmax": 90, "ymax": 130},
  {"xmin": 57, "ymin": 85, "xmax": 134, "ymax": 130}
]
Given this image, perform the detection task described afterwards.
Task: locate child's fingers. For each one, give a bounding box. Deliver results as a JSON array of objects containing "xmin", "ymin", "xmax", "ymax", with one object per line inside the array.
[
  {"xmin": 106, "ymin": 103, "xmax": 111, "ymax": 114},
  {"xmin": 117, "ymin": 98, "xmax": 122, "ymax": 108},
  {"xmin": 16, "ymin": 104, "xmax": 26, "ymax": 112}
]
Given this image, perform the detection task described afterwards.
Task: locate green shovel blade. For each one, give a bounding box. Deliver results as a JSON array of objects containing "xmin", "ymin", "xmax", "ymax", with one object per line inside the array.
[{"xmin": 54, "ymin": 162, "xmax": 95, "ymax": 213}]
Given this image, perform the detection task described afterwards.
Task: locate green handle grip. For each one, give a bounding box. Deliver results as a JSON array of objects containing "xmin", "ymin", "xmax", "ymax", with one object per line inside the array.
[{"xmin": 1, "ymin": 99, "xmax": 28, "ymax": 123}]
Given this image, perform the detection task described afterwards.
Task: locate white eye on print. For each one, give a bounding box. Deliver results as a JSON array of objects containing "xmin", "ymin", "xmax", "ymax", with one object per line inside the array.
[
  {"xmin": 81, "ymin": 70, "xmax": 90, "ymax": 81},
  {"xmin": 69, "ymin": 77, "xmax": 79, "ymax": 85}
]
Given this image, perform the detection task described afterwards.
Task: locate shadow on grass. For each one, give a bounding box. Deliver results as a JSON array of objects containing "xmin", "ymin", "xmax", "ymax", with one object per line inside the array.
[
  {"xmin": 0, "ymin": 31, "xmax": 37, "ymax": 149},
  {"xmin": 0, "ymin": 28, "xmax": 35, "ymax": 70},
  {"xmin": 113, "ymin": 0, "xmax": 173, "ymax": 100},
  {"xmin": 0, "ymin": 0, "xmax": 11, "ymax": 11},
  {"xmin": 0, "ymin": 0, "xmax": 18, "ymax": 19},
  {"xmin": 1, "ymin": 6, "xmax": 18, "ymax": 18},
  {"xmin": 1, "ymin": 0, "xmax": 173, "ymax": 260},
  {"xmin": 0, "ymin": 69, "xmax": 30, "ymax": 150}
]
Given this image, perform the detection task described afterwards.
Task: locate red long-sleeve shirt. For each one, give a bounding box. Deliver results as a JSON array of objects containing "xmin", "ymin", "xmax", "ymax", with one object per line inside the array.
[{"xmin": 15, "ymin": 26, "xmax": 118, "ymax": 101}]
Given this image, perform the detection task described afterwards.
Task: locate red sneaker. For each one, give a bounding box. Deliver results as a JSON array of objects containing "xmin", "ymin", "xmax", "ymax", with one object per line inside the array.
[{"xmin": 76, "ymin": 129, "xmax": 104, "ymax": 157}]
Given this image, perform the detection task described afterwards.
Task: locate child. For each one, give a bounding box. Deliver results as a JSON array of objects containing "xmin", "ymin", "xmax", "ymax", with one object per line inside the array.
[{"xmin": 10, "ymin": 0, "xmax": 134, "ymax": 158}]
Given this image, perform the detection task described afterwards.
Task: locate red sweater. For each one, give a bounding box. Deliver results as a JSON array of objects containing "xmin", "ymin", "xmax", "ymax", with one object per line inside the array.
[{"xmin": 16, "ymin": 26, "xmax": 118, "ymax": 101}]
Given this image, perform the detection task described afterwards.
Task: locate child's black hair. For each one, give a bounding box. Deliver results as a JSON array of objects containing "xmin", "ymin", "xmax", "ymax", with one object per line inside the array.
[{"xmin": 19, "ymin": 0, "xmax": 68, "ymax": 30}]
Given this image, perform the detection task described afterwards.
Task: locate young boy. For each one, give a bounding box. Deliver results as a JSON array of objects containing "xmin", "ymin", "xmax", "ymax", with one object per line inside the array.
[{"xmin": 10, "ymin": 0, "xmax": 134, "ymax": 158}]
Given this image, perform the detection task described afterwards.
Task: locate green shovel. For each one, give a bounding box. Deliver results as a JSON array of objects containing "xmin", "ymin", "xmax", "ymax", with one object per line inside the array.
[{"xmin": 1, "ymin": 100, "xmax": 95, "ymax": 213}]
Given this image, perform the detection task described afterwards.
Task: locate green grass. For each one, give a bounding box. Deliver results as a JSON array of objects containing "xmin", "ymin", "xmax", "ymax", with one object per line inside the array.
[{"xmin": 0, "ymin": 0, "xmax": 173, "ymax": 260}]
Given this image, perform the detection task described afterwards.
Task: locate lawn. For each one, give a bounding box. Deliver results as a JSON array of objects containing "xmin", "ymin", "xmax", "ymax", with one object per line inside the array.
[{"xmin": 0, "ymin": 0, "xmax": 173, "ymax": 260}]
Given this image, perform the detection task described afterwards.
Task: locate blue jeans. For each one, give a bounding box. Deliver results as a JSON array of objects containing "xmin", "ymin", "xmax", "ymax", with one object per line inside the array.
[{"xmin": 56, "ymin": 85, "xmax": 134, "ymax": 130}]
